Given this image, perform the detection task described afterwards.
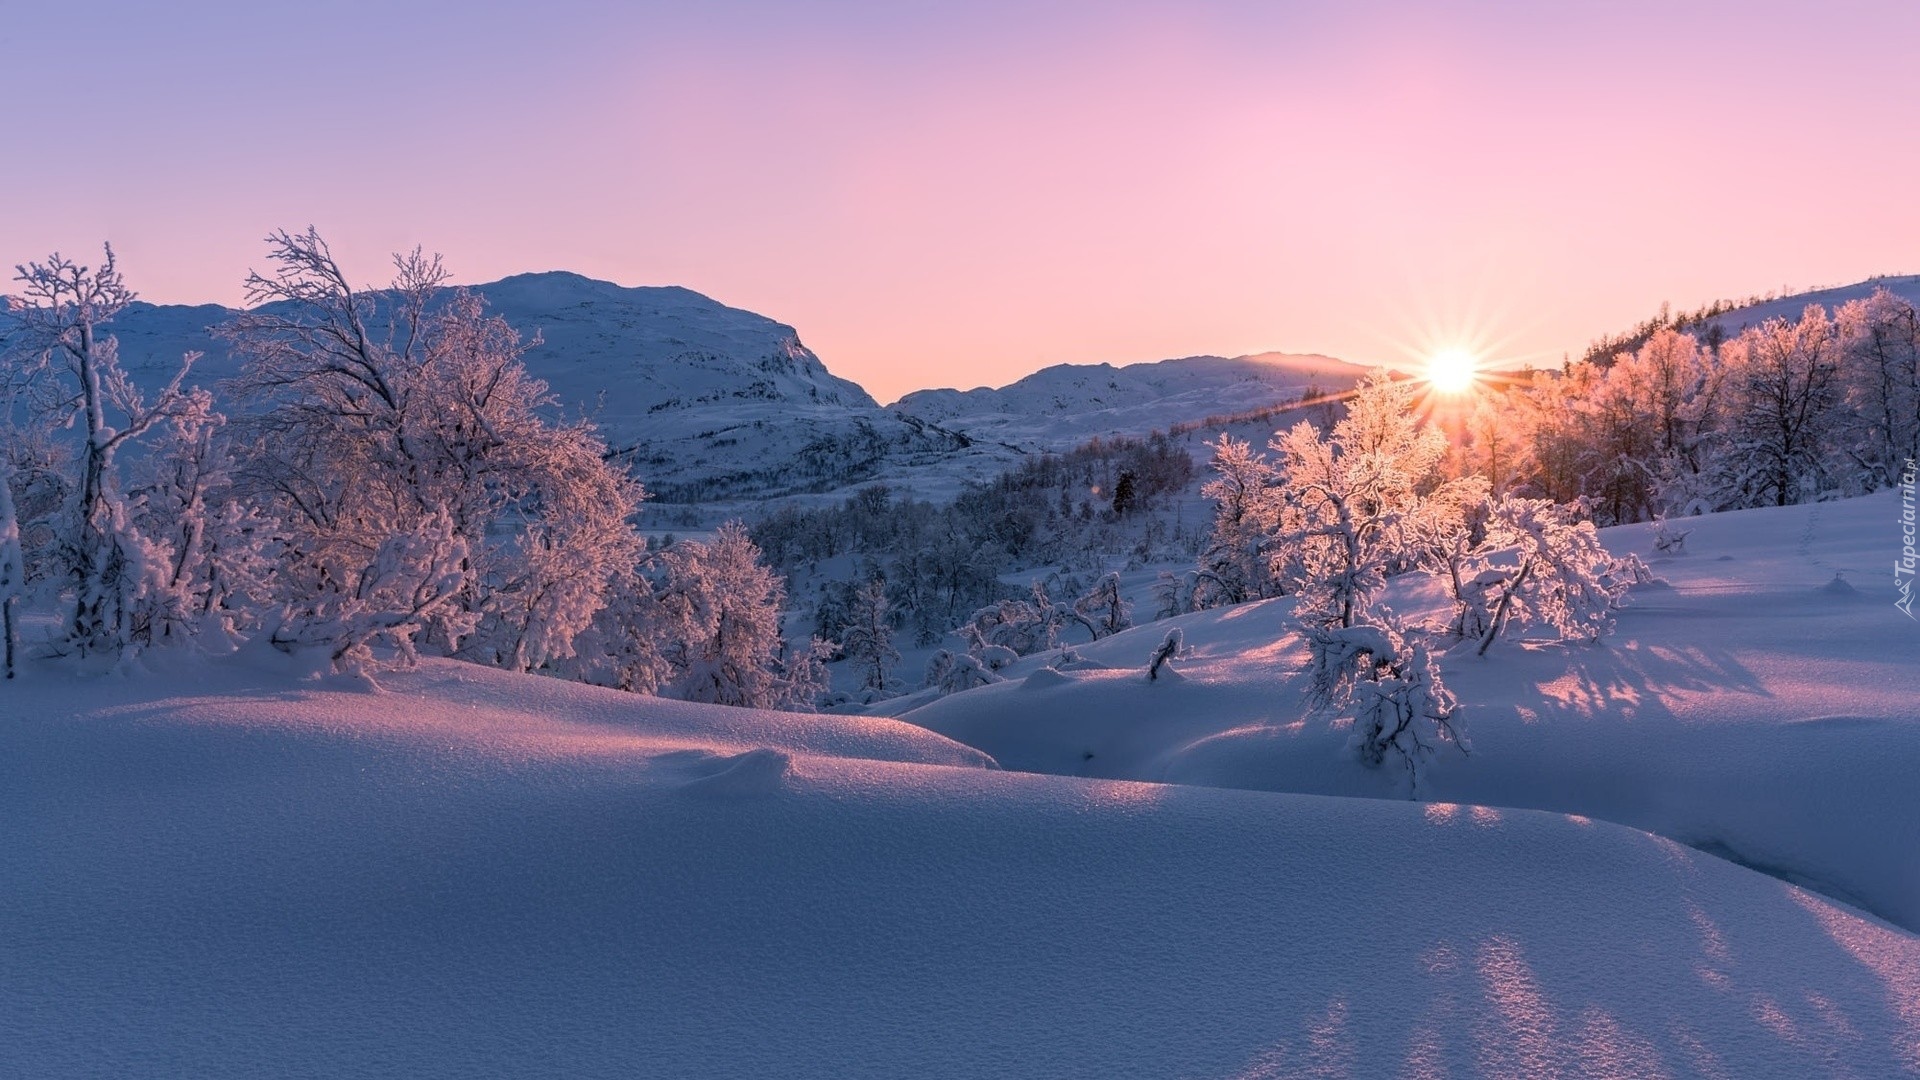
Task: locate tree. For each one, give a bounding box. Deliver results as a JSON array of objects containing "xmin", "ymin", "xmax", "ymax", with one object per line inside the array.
[
  {"xmin": 1460, "ymin": 495, "xmax": 1626, "ymax": 655},
  {"xmin": 1268, "ymin": 372, "xmax": 1474, "ymax": 629},
  {"xmin": 3, "ymin": 246, "xmax": 198, "ymax": 655},
  {"xmin": 0, "ymin": 462, "xmax": 22, "ymax": 678},
  {"xmin": 127, "ymin": 392, "xmax": 280, "ymax": 642},
  {"xmin": 839, "ymin": 579, "xmax": 900, "ymax": 696},
  {"xmin": 1110, "ymin": 469, "xmax": 1137, "ymax": 515},
  {"xmin": 220, "ymin": 228, "xmax": 645, "ymax": 672},
  {"xmin": 647, "ymin": 522, "xmax": 813, "ymax": 710},
  {"xmin": 1194, "ymin": 434, "xmax": 1277, "ymax": 607},
  {"xmin": 1712, "ymin": 308, "xmax": 1845, "ymax": 507},
  {"xmin": 1836, "ymin": 288, "xmax": 1920, "ymax": 487},
  {"xmin": 1074, "ymin": 571, "xmax": 1132, "ymax": 638}
]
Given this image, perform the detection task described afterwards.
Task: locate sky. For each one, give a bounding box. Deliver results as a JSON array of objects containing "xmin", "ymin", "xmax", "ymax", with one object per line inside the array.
[{"xmin": 5, "ymin": 0, "xmax": 1919, "ymax": 403}]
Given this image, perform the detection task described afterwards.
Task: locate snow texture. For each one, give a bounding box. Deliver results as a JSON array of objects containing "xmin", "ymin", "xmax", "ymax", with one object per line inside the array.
[
  {"xmin": 7, "ymin": 530, "xmax": 1920, "ymax": 1078},
  {"xmin": 907, "ymin": 491, "xmax": 1920, "ymax": 941}
]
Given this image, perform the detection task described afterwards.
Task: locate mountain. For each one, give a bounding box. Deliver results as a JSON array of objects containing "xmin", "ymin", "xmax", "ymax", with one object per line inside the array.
[
  {"xmin": 36, "ymin": 272, "xmax": 1383, "ymax": 508},
  {"xmin": 55, "ymin": 272, "xmax": 1008, "ymax": 506},
  {"xmin": 890, "ymin": 351, "xmax": 1372, "ymax": 452}
]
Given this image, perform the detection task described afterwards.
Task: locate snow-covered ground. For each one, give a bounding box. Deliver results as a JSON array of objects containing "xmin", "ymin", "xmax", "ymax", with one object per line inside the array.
[
  {"xmin": 902, "ymin": 491, "xmax": 1920, "ymax": 939},
  {"xmin": 1695, "ymin": 274, "xmax": 1920, "ymax": 339},
  {"xmin": 8, "ymin": 485, "xmax": 1920, "ymax": 1077}
]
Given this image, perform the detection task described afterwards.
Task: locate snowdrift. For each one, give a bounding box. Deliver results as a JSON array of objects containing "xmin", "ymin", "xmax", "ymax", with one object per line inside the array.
[
  {"xmin": 904, "ymin": 491, "xmax": 1920, "ymax": 937},
  {"xmin": 6, "ymin": 631, "xmax": 1920, "ymax": 1077}
]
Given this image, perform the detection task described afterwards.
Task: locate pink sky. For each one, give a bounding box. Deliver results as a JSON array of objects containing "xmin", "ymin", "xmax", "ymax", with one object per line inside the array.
[{"xmin": 7, "ymin": 2, "xmax": 1919, "ymax": 402}]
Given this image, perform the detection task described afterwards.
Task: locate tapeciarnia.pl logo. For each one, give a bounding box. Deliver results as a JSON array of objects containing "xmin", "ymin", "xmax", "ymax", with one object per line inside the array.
[{"xmin": 1899, "ymin": 458, "xmax": 1917, "ymax": 619}]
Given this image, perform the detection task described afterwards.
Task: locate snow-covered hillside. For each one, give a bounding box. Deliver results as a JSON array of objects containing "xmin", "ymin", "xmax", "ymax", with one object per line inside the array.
[
  {"xmin": 892, "ymin": 351, "xmax": 1371, "ymax": 452},
  {"xmin": 1695, "ymin": 274, "xmax": 1920, "ymax": 338},
  {"xmin": 64, "ymin": 273, "xmax": 1012, "ymax": 505},
  {"xmin": 900, "ymin": 491, "xmax": 1920, "ymax": 939},
  {"xmin": 75, "ymin": 276, "xmax": 1377, "ymax": 511},
  {"xmin": 8, "ymin": 640, "xmax": 1920, "ymax": 1077}
]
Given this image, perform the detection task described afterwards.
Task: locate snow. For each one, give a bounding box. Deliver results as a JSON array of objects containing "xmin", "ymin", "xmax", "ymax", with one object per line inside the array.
[
  {"xmin": 902, "ymin": 491, "xmax": 1920, "ymax": 944},
  {"xmin": 1696, "ymin": 274, "xmax": 1920, "ymax": 339},
  {"xmin": 891, "ymin": 351, "xmax": 1371, "ymax": 452},
  {"xmin": 7, "ymin": 548, "xmax": 1920, "ymax": 1076},
  {"xmin": 31, "ymin": 274, "xmax": 1014, "ymax": 508}
]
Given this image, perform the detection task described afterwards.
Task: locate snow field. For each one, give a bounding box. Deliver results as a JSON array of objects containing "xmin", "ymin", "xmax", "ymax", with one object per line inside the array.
[{"xmin": 6, "ymin": 649, "xmax": 1919, "ymax": 1077}]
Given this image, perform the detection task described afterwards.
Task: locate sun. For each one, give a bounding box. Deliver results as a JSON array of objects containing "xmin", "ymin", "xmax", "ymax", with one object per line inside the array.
[{"xmin": 1426, "ymin": 347, "xmax": 1480, "ymax": 393}]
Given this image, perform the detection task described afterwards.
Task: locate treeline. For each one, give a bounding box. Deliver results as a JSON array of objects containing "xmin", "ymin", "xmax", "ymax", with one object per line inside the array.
[
  {"xmin": 751, "ymin": 430, "xmax": 1196, "ymax": 649},
  {"xmin": 1470, "ymin": 287, "xmax": 1919, "ymax": 525},
  {"xmin": 0, "ymin": 233, "xmax": 823, "ymax": 707}
]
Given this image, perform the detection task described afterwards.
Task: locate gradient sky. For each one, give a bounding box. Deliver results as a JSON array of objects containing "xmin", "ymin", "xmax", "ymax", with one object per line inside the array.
[{"xmin": 6, "ymin": 1, "xmax": 1919, "ymax": 402}]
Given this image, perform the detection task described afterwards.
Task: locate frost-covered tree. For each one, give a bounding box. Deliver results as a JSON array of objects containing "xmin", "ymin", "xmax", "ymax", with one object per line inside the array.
[
  {"xmin": 1710, "ymin": 308, "xmax": 1846, "ymax": 507},
  {"xmin": 1194, "ymin": 435, "xmax": 1277, "ymax": 607},
  {"xmin": 1151, "ymin": 569, "xmax": 1192, "ymax": 620},
  {"xmin": 269, "ymin": 509, "xmax": 478, "ymax": 674},
  {"xmin": 1463, "ymin": 387, "xmax": 1531, "ymax": 496},
  {"xmin": 1073, "ymin": 571, "xmax": 1131, "ymax": 638},
  {"xmin": 127, "ymin": 393, "xmax": 282, "ymax": 642},
  {"xmin": 1463, "ymin": 495, "xmax": 1626, "ymax": 655},
  {"xmin": 839, "ymin": 579, "xmax": 900, "ymax": 696},
  {"xmin": 646, "ymin": 522, "xmax": 813, "ymax": 709},
  {"xmin": 3, "ymin": 246, "xmax": 199, "ymax": 656},
  {"xmin": 1835, "ymin": 288, "xmax": 1920, "ymax": 487},
  {"xmin": 0, "ymin": 462, "xmax": 22, "ymax": 678},
  {"xmin": 219, "ymin": 228, "xmax": 645, "ymax": 672},
  {"xmin": 1269, "ymin": 372, "xmax": 1476, "ymax": 629}
]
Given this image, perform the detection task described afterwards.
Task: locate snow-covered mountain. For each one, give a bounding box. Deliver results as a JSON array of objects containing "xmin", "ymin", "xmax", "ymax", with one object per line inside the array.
[
  {"xmin": 80, "ymin": 273, "xmax": 1010, "ymax": 505},
  {"xmin": 891, "ymin": 351, "xmax": 1371, "ymax": 452},
  {"xmin": 73, "ymin": 274, "xmax": 1386, "ymax": 508}
]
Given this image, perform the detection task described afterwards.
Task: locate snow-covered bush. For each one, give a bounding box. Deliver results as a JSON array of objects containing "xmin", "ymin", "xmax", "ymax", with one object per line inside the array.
[
  {"xmin": 642, "ymin": 522, "xmax": 817, "ymax": 710},
  {"xmin": 1073, "ymin": 571, "xmax": 1131, "ymax": 638},
  {"xmin": 1147, "ymin": 627, "xmax": 1182, "ymax": 681},
  {"xmin": 1305, "ymin": 618, "xmax": 1465, "ymax": 789},
  {"xmin": 1464, "ymin": 496, "xmax": 1626, "ymax": 655},
  {"xmin": 1651, "ymin": 515, "xmax": 1692, "ymax": 555},
  {"xmin": 924, "ymin": 648, "xmax": 1001, "ymax": 694},
  {"xmin": 959, "ymin": 580, "xmax": 1074, "ymax": 661}
]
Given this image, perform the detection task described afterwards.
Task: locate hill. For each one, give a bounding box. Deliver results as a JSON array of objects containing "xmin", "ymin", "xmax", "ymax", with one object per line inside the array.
[
  {"xmin": 891, "ymin": 351, "xmax": 1371, "ymax": 452},
  {"xmin": 899, "ymin": 490, "xmax": 1920, "ymax": 938},
  {"xmin": 6, "ymin": 629, "xmax": 1918, "ymax": 1076},
  {"xmin": 30, "ymin": 272, "xmax": 1009, "ymax": 506},
  {"xmin": 1696, "ymin": 274, "xmax": 1920, "ymax": 338}
]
